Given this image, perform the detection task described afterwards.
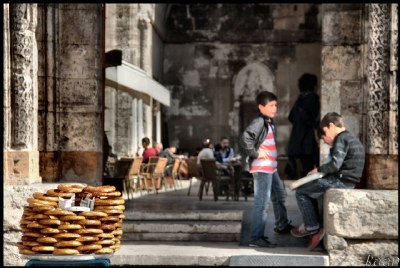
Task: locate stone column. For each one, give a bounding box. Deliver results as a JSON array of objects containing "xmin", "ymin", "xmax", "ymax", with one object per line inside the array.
[
  {"xmin": 139, "ymin": 17, "xmax": 151, "ymax": 75},
  {"xmin": 367, "ymin": 4, "xmax": 398, "ymax": 189},
  {"xmin": 320, "ymin": 4, "xmax": 365, "ymax": 165},
  {"xmin": 4, "ymin": 4, "xmax": 11, "ymax": 180},
  {"xmin": 389, "ymin": 4, "xmax": 398, "ymax": 156},
  {"xmin": 6, "ymin": 4, "xmax": 41, "ymax": 185}
]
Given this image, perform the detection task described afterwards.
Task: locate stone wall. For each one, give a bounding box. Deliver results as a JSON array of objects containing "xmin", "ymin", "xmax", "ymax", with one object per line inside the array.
[
  {"xmin": 3, "ymin": 183, "xmax": 77, "ymax": 266},
  {"xmin": 324, "ymin": 189, "xmax": 398, "ymax": 266},
  {"xmin": 163, "ymin": 4, "xmax": 322, "ymax": 155},
  {"xmin": 4, "ymin": 4, "xmax": 42, "ymax": 185},
  {"xmin": 366, "ymin": 4, "xmax": 398, "ymax": 190},
  {"xmin": 319, "ymin": 3, "xmax": 367, "ymax": 165},
  {"xmin": 36, "ymin": 4, "xmax": 103, "ymax": 184},
  {"xmin": 104, "ymin": 4, "xmax": 166, "ymax": 156}
]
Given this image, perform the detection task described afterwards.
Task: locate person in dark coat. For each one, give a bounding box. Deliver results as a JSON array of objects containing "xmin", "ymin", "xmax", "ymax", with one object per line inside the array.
[{"xmin": 287, "ymin": 73, "xmax": 320, "ymax": 178}]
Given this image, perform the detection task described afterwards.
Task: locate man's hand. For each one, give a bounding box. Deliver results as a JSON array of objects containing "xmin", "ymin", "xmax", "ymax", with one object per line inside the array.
[{"xmin": 307, "ymin": 168, "xmax": 318, "ymax": 176}]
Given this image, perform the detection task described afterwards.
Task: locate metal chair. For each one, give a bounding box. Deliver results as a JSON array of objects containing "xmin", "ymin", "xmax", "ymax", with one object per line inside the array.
[{"xmin": 200, "ymin": 159, "xmax": 234, "ymax": 201}]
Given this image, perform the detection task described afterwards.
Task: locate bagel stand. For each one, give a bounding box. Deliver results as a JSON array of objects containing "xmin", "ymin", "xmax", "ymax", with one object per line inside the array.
[
  {"xmin": 23, "ymin": 254, "xmax": 112, "ymax": 266},
  {"xmin": 25, "ymin": 258, "xmax": 111, "ymax": 266}
]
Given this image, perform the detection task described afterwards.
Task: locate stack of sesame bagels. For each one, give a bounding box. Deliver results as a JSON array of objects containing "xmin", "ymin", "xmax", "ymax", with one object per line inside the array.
[{"xmin": 17, "ymin": 184, "xmax": 124, "ymax": 255}]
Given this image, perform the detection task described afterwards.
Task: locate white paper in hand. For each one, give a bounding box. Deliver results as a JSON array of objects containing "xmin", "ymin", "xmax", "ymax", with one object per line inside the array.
[{"xmin": 289, "ymin": 172, "xmax": 325, "ymax": 190}]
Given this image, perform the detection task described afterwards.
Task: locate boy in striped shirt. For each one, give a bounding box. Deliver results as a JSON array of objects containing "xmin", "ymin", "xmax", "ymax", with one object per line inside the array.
[{"xmin": 240, "ymin": 91, "xmax": 293, "ymax": 248}]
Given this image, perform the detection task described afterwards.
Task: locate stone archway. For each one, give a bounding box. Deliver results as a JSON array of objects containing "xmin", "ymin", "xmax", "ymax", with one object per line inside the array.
[{"xmin": 229, "ymin": 62, "xmax": 275, "ymax": 149}]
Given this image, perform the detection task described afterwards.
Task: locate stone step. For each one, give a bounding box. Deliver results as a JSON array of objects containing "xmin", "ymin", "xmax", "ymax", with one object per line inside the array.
[
  {"xmin": 124, "ymin": 210, "xmax": 243, "ymax": 221},
  {"xmin": 122, "ymin": 232, "xmax": 240, "ymax": 242},
  {"xmin": 110, "ymin": 241, "xmax": 330, "ymax": 266},
  {"xmin": 122, "ymin": 220, "xmax": 242, "ymax": 234}
]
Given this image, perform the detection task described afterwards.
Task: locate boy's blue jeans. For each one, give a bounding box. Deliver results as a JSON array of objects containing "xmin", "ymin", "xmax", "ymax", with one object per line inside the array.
[
  {"xmin": 251, "ymin": 171, "xmax": 289, "ymax": 241},
  {"xmin": 295, "ymin": 175, "xmax": 355, "ymax": 232}
]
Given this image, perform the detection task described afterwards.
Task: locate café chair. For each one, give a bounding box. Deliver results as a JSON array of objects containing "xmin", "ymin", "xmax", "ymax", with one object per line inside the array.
[
  {"xmin": 200, "ymin": 159, "xmax": 234, "ymax": 201},
  {"xmin": 140, "ymin": 157, "xmax": 168, "ymax": 194},
  {"xmin": 184, "ymin": 159, "xmax": 203, "ymax": 196},
  {"xmin": 164, "ymin": 159, "xmax": 181, "ymax": 190},
  {"xmin": 124, "ymin": 156, "xmax": 143, "ymax": 199}
]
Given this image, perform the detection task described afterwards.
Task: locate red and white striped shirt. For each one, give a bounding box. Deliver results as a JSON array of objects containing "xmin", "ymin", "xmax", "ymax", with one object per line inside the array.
[{"xmin": 250, "ymin": 123, "xmax": 278, "ymax": 174}]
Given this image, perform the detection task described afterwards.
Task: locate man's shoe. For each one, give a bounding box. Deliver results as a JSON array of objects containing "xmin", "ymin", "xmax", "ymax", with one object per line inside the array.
[
  {"xmin": 248, "ymin": 237, "xmax": 276, "ymax": 248},
  {"xmin": 274, "ymin": 221, "xmax": 295, "ymax": 234},
  {"xmin": 290, "ymin": 224, "xmax": 318, "ymax": 238},
  {"xmin": 308, "ymin": 228, "xmax": 325, "ymax": 251}
]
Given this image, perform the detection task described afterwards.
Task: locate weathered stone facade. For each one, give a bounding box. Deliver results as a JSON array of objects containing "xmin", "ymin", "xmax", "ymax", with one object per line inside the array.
[
  {"xmin": 2, "ymin": 3, "xmax": 398, "ymax": 266},
  {"xmin": 366, "ymin": 4, "xmax": 398, "ymax": 189},
  {"xmin": 324, "ymin": 189, "xmax": 398, "ymax": 266},
  {"xmin": 104, "ymin": 4, "xmax": 167, "ymax": 156},
  {"xmin": 4, "ymin": 4, "xmax": 41, "ymax": 185},
  {"xmin": 320, "ymin": 4, "xmax": 366, "ymax": 166},
  {"xmin": 4, "ymin": 184, "xmax": 67, "ymax": 266},
  {"xmin": 35, "ymin": 4, "xmax": 104, "ymax": 184},
  {"xmin": 162, "ymin": 4, "xmax": 322, "ymax": 154}
]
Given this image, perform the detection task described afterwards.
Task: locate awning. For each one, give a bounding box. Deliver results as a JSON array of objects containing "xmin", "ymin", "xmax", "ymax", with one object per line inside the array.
[{"xmin": 106, "ymin": 60, "xmax": 170, "ymax": 106}]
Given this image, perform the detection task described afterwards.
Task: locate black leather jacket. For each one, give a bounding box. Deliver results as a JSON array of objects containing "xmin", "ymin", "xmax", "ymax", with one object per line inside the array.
[{"xmin": 239, "ymin": 114, "xmax": 273, "ymax": 166}]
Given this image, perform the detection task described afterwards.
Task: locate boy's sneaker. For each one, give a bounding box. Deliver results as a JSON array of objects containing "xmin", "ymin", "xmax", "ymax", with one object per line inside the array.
[
  {"xmin": 248, "ymin": 237, "xmax": 277, "ymax": 248},
  {"xmin": 274, "ymin": 221, "xmax": 295, "ymax": 234},
  {"xmin": 308, "ymin": 228, "xmax": 325, "ymax": 251},
  {"xmin": 290, "ymin": 224, "xmax": 318, "ymax": 238}
]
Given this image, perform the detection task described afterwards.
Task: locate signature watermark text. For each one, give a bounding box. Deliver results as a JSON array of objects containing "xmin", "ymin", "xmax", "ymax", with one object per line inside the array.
[{"xmin": 365, "ymin": 255, "xmax": 399, "ymax": 266}]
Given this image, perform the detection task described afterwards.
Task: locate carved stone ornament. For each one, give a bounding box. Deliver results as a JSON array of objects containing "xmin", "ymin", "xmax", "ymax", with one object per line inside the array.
[
  {"xmin": 367, "ymin": 4, "xmax": 389, "ymax": 154},
  {"xmin": 11, "ymin": 4, "xmax": 37, "ymax": 149},
  {"xmin": 389, "ymin": 4, "xmax": 398, "ymax": 154}
]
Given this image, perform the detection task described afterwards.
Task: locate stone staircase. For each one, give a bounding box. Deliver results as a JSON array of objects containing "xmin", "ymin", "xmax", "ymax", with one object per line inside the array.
[
  {"xmin": 122, "ymin": 210, "xmax": 243, "ymax": 242},
  {"xmin": 110, "ymin": 180, "xmax": 329, "ymax": 266}
]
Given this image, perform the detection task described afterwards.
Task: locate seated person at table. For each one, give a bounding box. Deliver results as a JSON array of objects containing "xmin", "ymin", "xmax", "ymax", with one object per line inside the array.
[
  {"xmin": 197, "ymin": 140, "xmax": 231, "ymax": 176},
  {"xmin": 139, "ymin": 137, "xmax": 158, "ymax": 163},
  {"xmin": 154, "ymin": 142, "xmax": 163, "ymax": 155},
  {"xmin": 219, "ymin": 136, "xmax": 235, "ymax": 163},
  {"xmin": 159, "ymin": 145, "xmax": 180, "ymax": 165},
  {"xmin": 213, "ymin": 143, "xmax": 224, "ymax": 163}
]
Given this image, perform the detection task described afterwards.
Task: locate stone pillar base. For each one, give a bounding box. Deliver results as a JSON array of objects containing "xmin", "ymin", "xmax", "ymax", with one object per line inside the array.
[
  {"xmin": 327, "ymin": 240, "xmax": 398, "ymax": 266},
  {"xmin": 60, "ymin": 151, "xmax": 102, "ymax": 186},
  {"xmin": 367, "ymin": 154, "xmax": 398, "ymax": 190},
  {"xmin": 4, "ymin": 151, "xmax": 41, "ymax": 185},
  {"xmin": 39, "ymin": 151, "xmax": 60, "ymax": 183}
]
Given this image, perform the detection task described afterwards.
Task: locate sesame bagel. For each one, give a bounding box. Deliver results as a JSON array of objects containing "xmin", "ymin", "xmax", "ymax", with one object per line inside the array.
[
  {"xmin": 54, "ymin": 240, "xmax": 83, "ymax": 248},
  {"xmin": 46, "ymin": 189, "xmax": 73, "ymax": 198},
  {"xmin": 83, "ymin": 185, "xmax": 116, "ymax": 193},
  {"xmin": 53, "ymin": 248, "xmax": 80, "ymax": 255},
  {"xmin": 36, "ymin": 236, "xmax": 58, "ymax": 244},
  {"xmin": 53, "ymin": 233, "xmax": 81, "ymax": 240},
  {"xmin": 79, "ymin": 211, "xmax": 108, "ymax": 218},
  {"xmin": 33, "ymin": 192, "xmax": 59, "ymax": 202},
  {"xmin": 57, "ymin": 184, "xmax": 85, "ymax": 193}
]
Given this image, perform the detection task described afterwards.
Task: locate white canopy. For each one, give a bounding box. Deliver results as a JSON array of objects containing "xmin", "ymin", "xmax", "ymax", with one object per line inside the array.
[{"xmin": 106, "ymin": 61, "xmax": 170, "ymax": 106}]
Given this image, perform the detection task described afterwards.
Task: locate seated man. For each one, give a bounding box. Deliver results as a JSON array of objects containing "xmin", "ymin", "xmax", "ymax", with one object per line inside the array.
[
  {"xmin": 213, "ymin": 143, "xmax": 224, "ymax": 163},
  {"xmin": 197, "ymin": 140, "xmax": 228, "ymax": 172},
  {"xmin": 154, "ymin": 142, "xmax": 163, "ymax": 155},
  {"xmin": 140, "ymin": 137, "xmax": 158, "ymax": 163},
  {"xmin": 159, "ymin": 145, "xmax": 179, "ymax": 165},
  {"xmin": 219, "ymin": 136, "xmax": 235, "ymax": 163},
  {"xmin": 291, "ymin": 112, "xmax": 365, "ymax": 251}
]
